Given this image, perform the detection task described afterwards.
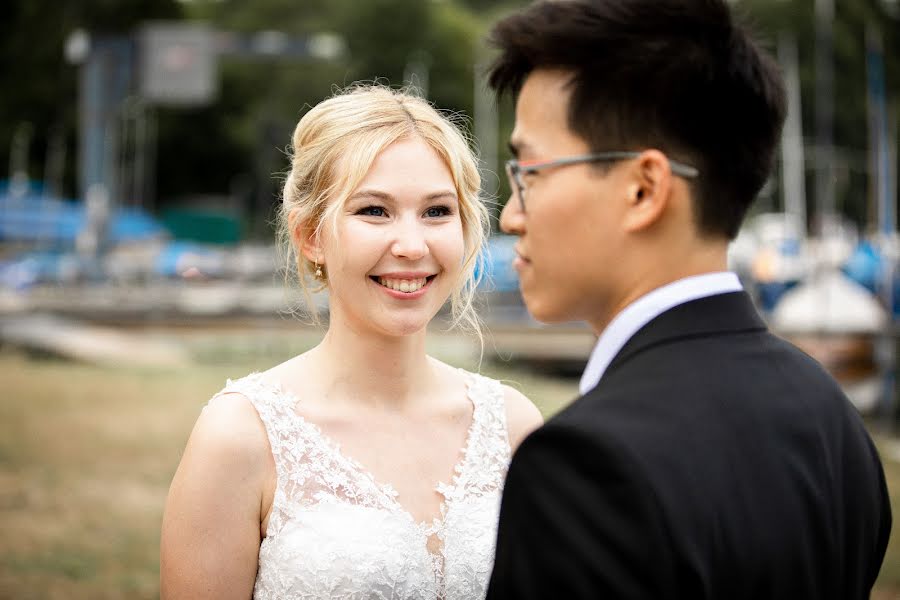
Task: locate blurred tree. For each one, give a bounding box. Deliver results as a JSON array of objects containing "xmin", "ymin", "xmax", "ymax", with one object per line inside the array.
[
  {"xmin": 737, "ymin": 0, "xmax": 899, "ymax": 230},
  {"xmin": 18, "ymin": 0, "xmax": 891, "ymax": 240},
  {"xmin": 340, "ymin": 0, "xmax": 432, "ymax": 86},
  {"xmin": 0, "ymin": 0, "xmax": 182, "ymax": 199},
  {"xmin": 1, "ymin": 0, "xmax": 516, "ymax": 234},
  {"xmin": 455, "ymin": 0, "xmax": 528, "ymax": 13},
  {"xmin": 171, "ymin": 0, "xmax": 493, "ymax": 236},
  {"xmin": 151, "ymin": 0, "xmax": 341, "ymax": 218}
]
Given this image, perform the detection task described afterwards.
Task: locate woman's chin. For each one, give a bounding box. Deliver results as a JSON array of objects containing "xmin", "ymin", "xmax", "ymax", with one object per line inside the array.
[
  {"xmin": 381, "ymin": 307, "xmax": 447, "ymax": 337},
  {"xmin": 387, "ymin": 315, "xmax": 435, "ymax": 337},
  {"xmin": 337, "ymin": 307, "xmax": 432, "ymax": 338}
]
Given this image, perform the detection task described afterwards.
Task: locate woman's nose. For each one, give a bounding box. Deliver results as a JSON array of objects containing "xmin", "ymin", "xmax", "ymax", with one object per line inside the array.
[{"xmin": 390, "ymin": 219, "xmax": 429, "ymax": 260}]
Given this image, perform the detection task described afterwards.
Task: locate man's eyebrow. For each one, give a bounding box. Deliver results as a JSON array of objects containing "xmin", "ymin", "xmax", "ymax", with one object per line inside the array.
[{"xmin": 509, "ymin": 139, "xmax": 537, "ymax": 159}]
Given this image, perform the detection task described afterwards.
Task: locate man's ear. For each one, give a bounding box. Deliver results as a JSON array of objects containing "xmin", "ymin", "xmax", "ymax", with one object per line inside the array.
[{"xmin": 623, "ymin": 149, "xmax": 673, "ymax": 233}]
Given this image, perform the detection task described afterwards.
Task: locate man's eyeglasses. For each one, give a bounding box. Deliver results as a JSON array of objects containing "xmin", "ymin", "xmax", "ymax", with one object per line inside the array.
[{"xmin": 504, "ymin": 151, "xmax": 700, "ymax": 212}]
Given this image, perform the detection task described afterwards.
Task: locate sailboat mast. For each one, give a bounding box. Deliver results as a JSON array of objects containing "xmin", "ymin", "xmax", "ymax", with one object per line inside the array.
[
  {"xmin": 778, "ymin": 32, "xmax": 807, "ymax": 236},
  {"xmin": 814, "ymin": 0, "xmax": 835, "ymax": 225}
]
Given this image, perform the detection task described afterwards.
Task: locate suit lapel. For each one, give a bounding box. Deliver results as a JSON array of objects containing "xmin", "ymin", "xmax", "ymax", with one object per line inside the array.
[{"xmin": 603, "ymin": 291, "xmax": 768, "ymax": 378}]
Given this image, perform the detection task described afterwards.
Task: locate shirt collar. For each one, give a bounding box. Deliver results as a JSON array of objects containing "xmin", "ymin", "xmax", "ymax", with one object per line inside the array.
[{"xmin": 578, "ymin": 272, "xmax": 743, "ymax": 395}]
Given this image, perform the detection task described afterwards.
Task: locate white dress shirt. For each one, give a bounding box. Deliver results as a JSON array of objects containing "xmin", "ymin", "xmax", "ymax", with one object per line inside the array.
[{"xmin": 578, "ymin": 272, "xmax": 743, "ymax": 394}]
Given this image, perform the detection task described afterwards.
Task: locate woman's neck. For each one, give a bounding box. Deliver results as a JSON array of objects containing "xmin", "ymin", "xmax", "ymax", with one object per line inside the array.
[{"xmin": 305, "ymin": 317, "xmax": 439, "ymax": 412}]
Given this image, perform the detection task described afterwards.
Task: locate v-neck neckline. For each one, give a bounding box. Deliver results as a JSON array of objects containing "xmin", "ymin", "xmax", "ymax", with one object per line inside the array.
[{"xmin": 252, "ymin": 369, "xmax": 482, "ymax": 534}]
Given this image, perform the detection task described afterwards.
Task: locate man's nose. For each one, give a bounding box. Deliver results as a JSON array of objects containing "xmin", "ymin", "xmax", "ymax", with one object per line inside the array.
[{"xmin": 499, "ymin": 196, "xmax": 524, "ymax": 235}]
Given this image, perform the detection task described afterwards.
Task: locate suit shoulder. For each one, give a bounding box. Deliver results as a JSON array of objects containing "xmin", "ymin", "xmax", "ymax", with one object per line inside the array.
[{"xmin": 521, "ymin": 407, "xmax": 642, "ymax": 470}]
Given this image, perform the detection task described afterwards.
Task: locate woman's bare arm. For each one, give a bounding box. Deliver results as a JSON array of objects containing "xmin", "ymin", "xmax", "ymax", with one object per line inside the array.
[{"xmin": 160, "ymin": 393, "xmax": 274, "ymax": 600}]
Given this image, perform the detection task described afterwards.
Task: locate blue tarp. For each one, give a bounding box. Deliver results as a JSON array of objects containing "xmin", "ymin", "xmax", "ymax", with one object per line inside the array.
[
  {"xmin": 0, "ymin": 192, "xmax": 167, "ymax": 243},
  {"xmin": 475, "ymin": 235, "xmax": 520, "ymax": 292}
]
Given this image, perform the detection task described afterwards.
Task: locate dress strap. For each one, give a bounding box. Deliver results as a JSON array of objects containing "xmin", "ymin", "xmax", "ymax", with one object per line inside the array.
[
  {"xmin": 210, "ymin": 372, "xmax": 408, "ymax": 536},
  {"xmin": 443, "ymin": 371, "xmax": 511, "ymax": 501},
  {"xmin": 211, "ymin": 373, "xmax": 312, "ymax": 535},
  {"xmin": 212, "ymin": 372, "xmax": 299, "ymax": 461},
  {"xmin": 470, "ymin": 372, "xmax": 512, "ymax": 463}
]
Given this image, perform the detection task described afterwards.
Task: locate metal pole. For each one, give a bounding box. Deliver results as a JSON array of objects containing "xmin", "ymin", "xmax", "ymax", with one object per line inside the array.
[
  {"xmin": 474, "ymin": 52, "xmax": 498, "ymax": 213},
  {"xmin": 43, "ymin": 124, "xmax": 66, "ymax": 200},
  {"xmin": 814, "ymin": 0, "xmax": 835, "ymax": 224},
  {"xmin": 778, "ymin": 32, "xmax": 807, "ymax": 236},
  {"xmin": 8, "ymin": 122, "xmax": 33, "ymax": 200},
  {"xmin": 132, "ymin": 101, "xmax": 144, "ymax": 210},
  {"xmin": 118, "ymin": 98, "xmax": 132, "ymax": 209},
  {"xmin": 145, "ymin": 107, "xmax": 157, "ymax": 214},
  {"xmin": 79, "ymin": 42, "xmax": 106, "ymax": 203}
]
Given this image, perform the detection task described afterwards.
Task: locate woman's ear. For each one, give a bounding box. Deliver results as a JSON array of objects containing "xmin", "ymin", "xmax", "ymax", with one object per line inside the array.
[
  {"xmin": 290, "ymin": 210, "xmax": 324, "ymax": 265},
  {"xmin": 300, "ymin": 228, "xmax": 323, "ymax": 265},
  {"xmin": 623, "ymin": 149, "xmax": 673, "ymax": 233}
]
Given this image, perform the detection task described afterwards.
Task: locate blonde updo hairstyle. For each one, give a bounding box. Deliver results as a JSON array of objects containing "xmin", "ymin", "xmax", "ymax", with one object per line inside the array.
[{"xmin": 278, "ymin": 84, "xmax": 489, "ymax": 337}]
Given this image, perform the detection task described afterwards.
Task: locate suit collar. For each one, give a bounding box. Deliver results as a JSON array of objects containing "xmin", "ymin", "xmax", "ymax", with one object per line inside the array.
[
  {"xmin": 598, "ymin": 291, "xmax": 767, "ymax": 383},
  {"xmin": 579, "ymin": 273, "xmax": 744, "ymax": 394}
]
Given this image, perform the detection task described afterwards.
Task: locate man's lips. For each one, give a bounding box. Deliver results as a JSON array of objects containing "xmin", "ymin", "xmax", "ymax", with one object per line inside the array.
[{"xmin": 513, "ymin": 246, "xmax": 531, "ymax": 269}]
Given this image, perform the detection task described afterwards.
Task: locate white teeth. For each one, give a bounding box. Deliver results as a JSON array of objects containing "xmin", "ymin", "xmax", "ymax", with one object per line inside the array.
[{"xmin": 377, "ymin": 277, "xmax": 428, "ymax": 293}]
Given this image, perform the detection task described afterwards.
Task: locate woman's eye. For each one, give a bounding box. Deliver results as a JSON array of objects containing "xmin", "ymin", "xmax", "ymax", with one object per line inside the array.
[
  {"xmin": 424, "ymin": 206, "xmax": 451, "ymax": 218},
  {"xmin": 356, "ymin": 206, "xmax": 386, "ymax": 217}
]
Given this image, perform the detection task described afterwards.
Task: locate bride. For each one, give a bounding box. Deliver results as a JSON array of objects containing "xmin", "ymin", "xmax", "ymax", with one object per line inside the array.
[{"xmin": 160, "ymin": 84, "xmax": 543, "ymax": 600}]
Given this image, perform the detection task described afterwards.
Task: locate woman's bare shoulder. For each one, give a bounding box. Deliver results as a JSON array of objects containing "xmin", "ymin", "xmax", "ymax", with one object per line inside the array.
[
  {"xmin": 423, "ymin": 357, "xmax": 543, "ymax": 450},
  {"xmin": 161, "ymin": 390, "xmax": 271, "ymax": 599},
  {"xmin": 499, "ymin": 383, "xmax": 544, "ymax": 452},
  {"xmin": 188, "ymin": 390, "xmax": 272, "ymax": 468}
]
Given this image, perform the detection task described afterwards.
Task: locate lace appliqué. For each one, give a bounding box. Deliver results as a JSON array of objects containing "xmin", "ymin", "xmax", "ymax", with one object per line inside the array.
[{"xmin": 211, "ymin": 370, "xmax": 511, "ymax": 600}]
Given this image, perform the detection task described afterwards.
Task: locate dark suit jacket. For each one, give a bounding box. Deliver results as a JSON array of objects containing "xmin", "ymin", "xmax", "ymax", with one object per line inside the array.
[{"xmin": 487, "ymin": 292, "xmax": 891, "ymax": 600}]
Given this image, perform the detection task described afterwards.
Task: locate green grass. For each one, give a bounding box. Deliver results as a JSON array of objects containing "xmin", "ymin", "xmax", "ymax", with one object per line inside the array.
[
  {"xmin": 877, "ymin": 440, "xmax": 900, "ymax": 598},
  {"xmin": 0, "ymin": 329, "xmax": 898, "ymax": 598}
]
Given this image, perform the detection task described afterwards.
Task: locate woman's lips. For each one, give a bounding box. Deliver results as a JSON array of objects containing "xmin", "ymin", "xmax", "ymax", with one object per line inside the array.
[{"xmin": 370, "ymin": 274, "xmax": 436, "ymax": 298}]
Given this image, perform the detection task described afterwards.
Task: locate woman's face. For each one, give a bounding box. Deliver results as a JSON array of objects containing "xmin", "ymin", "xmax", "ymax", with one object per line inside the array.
[{"xmin": 319, "ymin": 136, "xmax": 465, "ymax": 338}]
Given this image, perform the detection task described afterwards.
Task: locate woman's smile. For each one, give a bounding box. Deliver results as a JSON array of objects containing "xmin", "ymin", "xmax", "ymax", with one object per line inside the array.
[{"xmin": 370, "ymin": 273, "xmax": 438, "ymax": 299}]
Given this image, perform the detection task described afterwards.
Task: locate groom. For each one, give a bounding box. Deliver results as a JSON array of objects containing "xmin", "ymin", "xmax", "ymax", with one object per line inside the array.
[{"xmin": 485, "ymin": 1, "xmax": 891, "ymax": 598}]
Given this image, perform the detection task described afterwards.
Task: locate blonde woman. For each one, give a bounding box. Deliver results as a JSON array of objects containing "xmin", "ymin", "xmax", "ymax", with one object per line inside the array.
[{"xmin": 160, "ymin": 85, "xmax": 543, "ymax": 600}]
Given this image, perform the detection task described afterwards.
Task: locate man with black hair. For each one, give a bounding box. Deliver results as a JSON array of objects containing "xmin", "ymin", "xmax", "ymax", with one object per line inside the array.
[{"xmin": 485, "ymin": 1, "xmax": 891, "ymax": 598}]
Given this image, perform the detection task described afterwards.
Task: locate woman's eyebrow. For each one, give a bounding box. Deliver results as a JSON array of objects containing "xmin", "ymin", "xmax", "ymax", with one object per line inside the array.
[
  {"xmin": 349, "ymin": 189, "xmax": 392, "ymax": 201},
  {"xmin": 349, "ymin": 189, "xmax": 457, "ymax": 201},
  {"xmin": 425, "ymin": 191, "xmax": 458, "ymax": 201}
]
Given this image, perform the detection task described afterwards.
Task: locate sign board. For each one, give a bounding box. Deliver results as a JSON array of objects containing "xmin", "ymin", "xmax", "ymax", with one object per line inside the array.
[{"xmin": 138, "ymin": 23, "xmax": 217, "ymax": 105}]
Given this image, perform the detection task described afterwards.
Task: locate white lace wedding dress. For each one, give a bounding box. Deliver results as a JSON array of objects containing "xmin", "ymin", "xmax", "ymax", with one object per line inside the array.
[{"xmin": 213, "ymin": 370, "xmax": 511, "ymax": 600}]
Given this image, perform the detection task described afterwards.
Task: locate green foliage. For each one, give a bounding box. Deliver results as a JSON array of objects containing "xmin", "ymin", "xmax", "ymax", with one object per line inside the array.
[
  {"xmin": 165, "ymin": 0, "xmax": 494, "ymax": 232},
  {"xmin": 341, "ymin": 0, "xmax": 432, "ymax": 85},
  {"xmin": 2, "ymin": 0, "xmax": 896, "ymax": 234},
  {"xmin": 737, "ymin": 0, "xmax": 900, "ymax": 227},
  {"xmin": 0, "ymin": 0, "xmax": 183, "ymax": 198}
]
